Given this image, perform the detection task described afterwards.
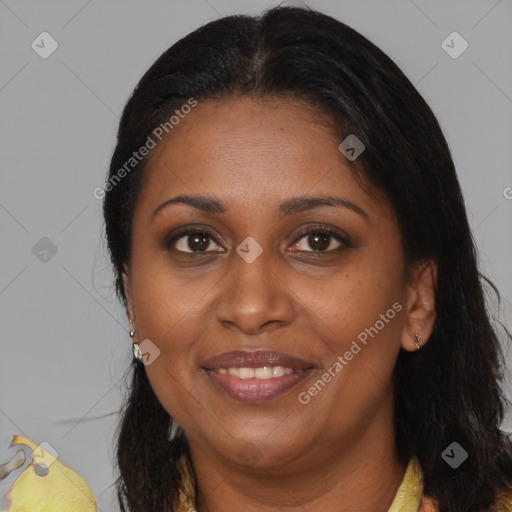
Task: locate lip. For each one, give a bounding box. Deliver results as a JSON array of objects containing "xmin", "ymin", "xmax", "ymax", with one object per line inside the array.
[
  {"xmin": 202, "ymin": 350, "xmax": 316, "ymax": 371},
  {"xmin": 202, "ymin": 350, "xmax": 316, "ymax": 404}
]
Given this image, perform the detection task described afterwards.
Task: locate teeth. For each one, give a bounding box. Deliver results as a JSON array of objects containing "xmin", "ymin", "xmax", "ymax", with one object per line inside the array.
[
  {"xmin": 239, "ymin": 367, "xmax": 255, "ymax": 379},
  {"xmin": 255, "ymin": 366, "xmax": 273, "ymax": 379},
  {"xmin": 272, "ymin": 366, "xmax": 285, "ymax": 377},
  {"xmin": 216, "ymin": 366, "xmax": 296, "ymax": 379}
]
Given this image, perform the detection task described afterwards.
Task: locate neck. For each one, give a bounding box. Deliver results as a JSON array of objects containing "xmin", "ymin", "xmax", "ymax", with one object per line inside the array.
[{"xmin": 190, "ymin": 401, "xmax": 407, "ymax": 512}]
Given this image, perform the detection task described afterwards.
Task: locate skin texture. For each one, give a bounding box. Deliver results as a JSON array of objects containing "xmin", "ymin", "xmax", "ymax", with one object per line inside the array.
[{"xmin": 123, "ymin": 96, "xmax": 437, "ymax": 512}]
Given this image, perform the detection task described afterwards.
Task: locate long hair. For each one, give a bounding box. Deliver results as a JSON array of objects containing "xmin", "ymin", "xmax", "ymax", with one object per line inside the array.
[{"xmin": 103, "ymin": 6, "xmax": 512, "ymax": 511}]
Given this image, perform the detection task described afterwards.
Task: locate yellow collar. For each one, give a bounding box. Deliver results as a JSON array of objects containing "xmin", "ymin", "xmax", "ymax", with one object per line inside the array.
[
  {"xmin": 387, "ymin": 456, "xmax": 433, "ymax": 512},
  {"xmin": 174, "ymin": 454, "xmax": 431, "ymax": 512}
]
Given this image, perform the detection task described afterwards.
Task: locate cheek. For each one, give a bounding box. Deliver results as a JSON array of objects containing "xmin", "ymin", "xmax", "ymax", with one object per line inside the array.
[
  {"xmin": 130, "ymin": 245, "xmax": 217, "ymax": 344},
  {"xmin": 145, "ymin": 362, "xmax": 212, "ymax": 441},
  {"xmin": 292, "ymin": 265, "xmax": 404, "ymax": 435},
  {"xmin": 134, "ymin": 278, "xmax": 208, "ymax": 428},
  {"xmin": 292, "ymin": 256, "xmax": 405, "ymax": 344},
  {"xmin": 288, "ymin": 256, "xmax": 406, "ymax": 412}
]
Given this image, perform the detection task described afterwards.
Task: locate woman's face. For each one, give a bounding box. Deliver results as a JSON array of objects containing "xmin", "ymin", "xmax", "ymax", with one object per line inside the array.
[{"xmin": 123, "ymin": 96, "xmax": 429, "ymax": 471}]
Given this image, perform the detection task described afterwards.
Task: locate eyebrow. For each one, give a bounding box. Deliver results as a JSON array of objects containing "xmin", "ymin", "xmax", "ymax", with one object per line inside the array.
[{"xmin": 152, "ymin": 194, "xmax": 368, "ymax": 220}]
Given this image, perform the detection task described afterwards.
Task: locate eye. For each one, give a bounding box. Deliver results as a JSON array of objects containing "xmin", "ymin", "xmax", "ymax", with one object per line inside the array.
[
  {"xmin": 290, "ymin": 226, "xmax": 353, "ymax": 254},
  {"xmin": 167, "ymin": 228, "xmax": 224, "ymax": 254},
  {"xmin": 165, "ymin": 224, "xmax": 354, "ymax": 255}
]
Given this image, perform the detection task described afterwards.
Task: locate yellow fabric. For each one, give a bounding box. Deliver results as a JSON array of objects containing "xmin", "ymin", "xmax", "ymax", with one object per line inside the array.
[
  {"xmin": 174, "ymin": 452, "xmax": 197, "ymax": 512},
  {"xmin": 2, "ymin": 435, "xmax": 96, "ymax": 512},
  {"xmin": 174, "ymin": 453, "xmax": 512, "ymax": 512},
  {"xmin": 387, "ymin": 457, "xmax": 434, "ymax": 512},
  {"xmin": 497, "ymin": 487, "xmax": 512, "ymax": 512}
]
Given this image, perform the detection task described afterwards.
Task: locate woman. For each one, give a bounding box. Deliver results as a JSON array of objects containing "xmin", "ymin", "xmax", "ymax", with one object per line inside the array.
[{"xmin": 103, "ymin": 6, "xmax": 512, "ymax": 512}]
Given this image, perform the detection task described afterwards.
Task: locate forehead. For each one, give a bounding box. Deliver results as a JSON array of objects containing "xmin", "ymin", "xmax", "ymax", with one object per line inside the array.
[
  {"xmin": 136, "ymin": 95, "xmax": 390, "ymax": 221},
  {"xmin": 146, "ymin": 95, "xmax": 340, "ymax": 173}
]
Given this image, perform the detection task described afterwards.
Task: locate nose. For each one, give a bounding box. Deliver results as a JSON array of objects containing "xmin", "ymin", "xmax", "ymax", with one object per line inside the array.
[{"xmin": 214, "ymin": 246, "xmax": 295, "ymax": 335}]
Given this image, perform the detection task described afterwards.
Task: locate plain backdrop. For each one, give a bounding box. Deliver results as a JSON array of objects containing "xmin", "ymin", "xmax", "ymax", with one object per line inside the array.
[{"xmin": 1, "ymin": 1, "xmax": 511, "ymax": 510}]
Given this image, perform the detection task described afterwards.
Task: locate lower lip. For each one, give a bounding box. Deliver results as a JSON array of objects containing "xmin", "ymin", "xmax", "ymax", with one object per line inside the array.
[{"xmin": 204, "ymin": 369, "xmax": 313, "ymax": 403}]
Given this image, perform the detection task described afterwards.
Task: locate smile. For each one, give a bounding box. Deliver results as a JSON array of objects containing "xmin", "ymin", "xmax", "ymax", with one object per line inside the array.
[{"xmin": 214, "ymin": 366, "xmax": 297, "ymax": 378}]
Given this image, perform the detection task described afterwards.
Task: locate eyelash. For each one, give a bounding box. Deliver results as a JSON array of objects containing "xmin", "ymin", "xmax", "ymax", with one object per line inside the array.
[{"xmin": 164, "ymin": 224, "xmax": 354, "ymax": 255}]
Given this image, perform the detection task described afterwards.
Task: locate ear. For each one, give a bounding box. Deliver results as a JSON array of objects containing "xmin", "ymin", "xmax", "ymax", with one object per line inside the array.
[
  {"xmin": 400, "ymin": 259, "xmax": 437, "ymax": 351},
  {"xmin": 122, "ymin": 263, "xmax": 136, "ymax": 333}
]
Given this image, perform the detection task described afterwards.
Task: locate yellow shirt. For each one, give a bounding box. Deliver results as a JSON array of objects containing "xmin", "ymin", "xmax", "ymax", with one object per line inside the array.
[{"xmin": 173, "ymin": 453, "xmax": 512, "ymax": 512}]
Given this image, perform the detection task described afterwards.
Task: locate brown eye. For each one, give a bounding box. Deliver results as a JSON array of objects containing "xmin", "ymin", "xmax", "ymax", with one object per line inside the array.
[
  {"xmin": 291, "ymin": 226, "xmax": 353, "ymax": 254},
  {"xmin": 167, "ymin": 229, "xmax": 224, "ymax": 253}
]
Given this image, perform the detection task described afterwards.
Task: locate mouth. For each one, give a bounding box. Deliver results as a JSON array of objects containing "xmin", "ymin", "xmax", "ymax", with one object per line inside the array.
[{"xmin": 202, "ymin": 350, "xmax": 316, "ymax": 403}]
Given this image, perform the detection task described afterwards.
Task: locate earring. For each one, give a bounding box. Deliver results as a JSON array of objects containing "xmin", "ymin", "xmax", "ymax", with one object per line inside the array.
[
  {"xmin": 133, "ymin": 342, "xmax": 143, "ymax": 363},
  {"xmin": 414, "ymin": 334, "xmax": 422, "ymax": 350},
  {"xmin": 129, "ymin": 320, "xmax": 142, "ymax": 363},
  {"xmin": 168, "ymin": 420, "xmax": 183, "ymax": 441}
]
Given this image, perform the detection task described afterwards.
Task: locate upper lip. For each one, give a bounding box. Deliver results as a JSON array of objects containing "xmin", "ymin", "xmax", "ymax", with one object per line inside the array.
[{"xmin": 202, "ymin": 350, "xmax": 316, "ymax": 371}]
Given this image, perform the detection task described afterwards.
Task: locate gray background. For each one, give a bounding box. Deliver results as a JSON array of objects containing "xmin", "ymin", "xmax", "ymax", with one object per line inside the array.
[{"xmin": 1, "ymin": 1, "xmax": 511, "ymax": 510}]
